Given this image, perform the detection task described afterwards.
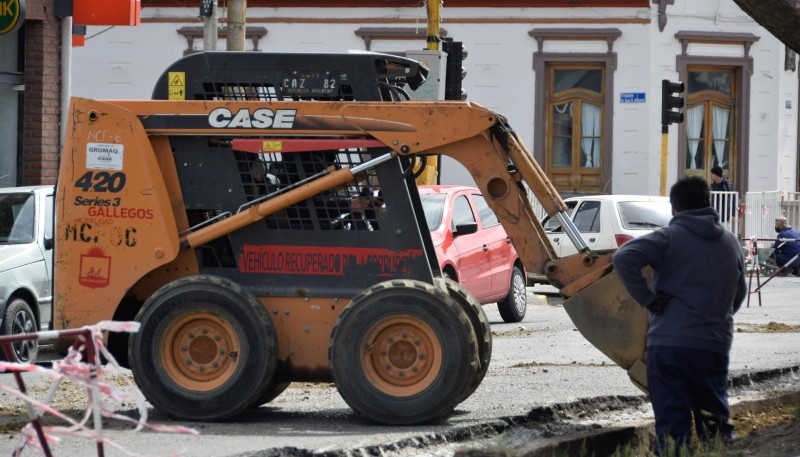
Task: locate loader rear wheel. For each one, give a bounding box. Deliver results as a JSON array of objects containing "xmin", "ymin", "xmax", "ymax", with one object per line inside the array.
[
  {"xmin": 434, "ymin": 278, "xmax": 492, "ymax": 403},
  {"xmin": 329, "ymin": 279, "xmax": 477, "ymax": 425},
  {"xmin": 130, "ymin": 275, "xmax": 277, "ymax": 421}
]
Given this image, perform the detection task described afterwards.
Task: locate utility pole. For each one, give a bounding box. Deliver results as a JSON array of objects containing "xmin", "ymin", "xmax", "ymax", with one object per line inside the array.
[
  {"xmin": 200, "ymin": 0, "xmax": 218, "ymax": 51},
  {"xmin": 227, "ymin": 0, "xmax": 247, "ymax": 51}
]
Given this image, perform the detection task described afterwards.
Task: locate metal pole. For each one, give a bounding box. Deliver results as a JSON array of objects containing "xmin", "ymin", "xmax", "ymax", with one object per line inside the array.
[
  {"xmin": 227, "ymin": 0, "xmax": 247, "ymax": 51},
  {"xmin": 659, "ymin": 130, "xmax": 668, "ymax": 196},
  {"xmin": 203, "ymin": 0, "xmax": 218, "ymax": 51},
  {"xmin": 426, "ymin": 0, "xmax": 440, "ymax": 51}
]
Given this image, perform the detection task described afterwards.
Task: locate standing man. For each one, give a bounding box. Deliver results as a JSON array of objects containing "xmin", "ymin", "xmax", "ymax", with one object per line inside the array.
[
  {"xmin": 773, "ymin": 216, "xmax": 800, "ymax": 276},
  {"xmin": 709, "ymin": 166, "xmax": 733, "ymax": 192},
  {"xmin": 612, "ymin": 176, "xmax": 746, "ymax": 456}
]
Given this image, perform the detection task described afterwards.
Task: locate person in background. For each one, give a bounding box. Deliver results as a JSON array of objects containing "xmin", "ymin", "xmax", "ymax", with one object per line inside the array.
[
  {"xmin": 612, "ymin": 176, "xmax": 746, "ymax": 456},
  {"xmin": 709, "ymin": 166, "xmax": 736, "ymax": 222},
  {"xmin": 772, "ymin": 216, "xmax": 800, "ymax": 276},
  {"xmin": 709, "ymin": 166, "xmax": 733, "ymax": 192}
]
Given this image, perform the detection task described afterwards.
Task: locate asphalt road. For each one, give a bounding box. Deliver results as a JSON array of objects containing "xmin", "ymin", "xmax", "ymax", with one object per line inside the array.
[{"xmin": 1, "ymin": 277, "xmax": 798, "ymax": 457}]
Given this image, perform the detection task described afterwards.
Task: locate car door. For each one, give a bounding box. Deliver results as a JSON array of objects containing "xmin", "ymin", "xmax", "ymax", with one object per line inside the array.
[
  {"xmin": 450, "ymin": 193, "xmax": 493, "ymax": 301},
  {"xmin": 559, "ymin": 200, "xmax": 602, "ymax": 257},
  {"xmin": 470, "ymin": 193, "xmax": 513, "ymax": 300}
]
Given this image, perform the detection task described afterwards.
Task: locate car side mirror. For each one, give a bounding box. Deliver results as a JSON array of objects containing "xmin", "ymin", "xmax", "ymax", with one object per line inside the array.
[
  {"xmin": 44, "ymin": 236, "xmax": 54, "ymax": 250},
  {"xmin": 454, "ymin": 222, "xmax": 478, "ymax": 236}
]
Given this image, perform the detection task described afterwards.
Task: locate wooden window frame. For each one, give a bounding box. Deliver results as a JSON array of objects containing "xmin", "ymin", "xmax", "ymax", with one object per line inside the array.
[
  {"xmin": 531, "ymin": 28, "xmax": 619, "ymax": 195},
  {"xmin": 675, "ymin": 31, "xmax": 758, "ymax": 192}
]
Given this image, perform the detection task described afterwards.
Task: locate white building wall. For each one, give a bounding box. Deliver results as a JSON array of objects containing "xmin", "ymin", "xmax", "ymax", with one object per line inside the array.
[{"xmin": 69, "ymin": 1, "xmax": 798, "ymax": 194}]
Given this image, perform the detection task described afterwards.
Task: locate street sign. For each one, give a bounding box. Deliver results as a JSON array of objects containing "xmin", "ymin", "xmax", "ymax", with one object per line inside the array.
[
  {"xmin": 619, "ymin": 92, "xmax": 646, "ymax": 104},
  {"xmin": 0, "ymin": 0, "xmax": 25, "ymax": 35}
]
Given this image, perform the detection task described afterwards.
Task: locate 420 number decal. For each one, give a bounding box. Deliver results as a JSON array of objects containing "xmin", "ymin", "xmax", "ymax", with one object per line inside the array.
[{"xmin": 74, "ymin": 172, "xmax": 126, "ymax": 193}]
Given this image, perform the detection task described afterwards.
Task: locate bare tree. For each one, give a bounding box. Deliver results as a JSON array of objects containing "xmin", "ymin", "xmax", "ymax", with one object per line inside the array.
[{"xmin": 732, "ymin": 0, "xmax": 800, "ymax": 52}]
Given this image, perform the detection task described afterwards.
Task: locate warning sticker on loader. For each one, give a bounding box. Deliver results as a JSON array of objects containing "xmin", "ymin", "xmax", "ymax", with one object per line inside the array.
[{"xmin": 168, "ymin": 71, "xmax": 186, "ymax": 100}]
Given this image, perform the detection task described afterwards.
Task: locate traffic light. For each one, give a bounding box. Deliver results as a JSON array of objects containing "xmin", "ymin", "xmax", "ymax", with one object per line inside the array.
[
  {"xmin": 442, "ymin": 38, "xmax": 467, "ymax": 100},
  {"xmin": 661, "ymin": 79, "xmax": 685, "ymax": 131}
]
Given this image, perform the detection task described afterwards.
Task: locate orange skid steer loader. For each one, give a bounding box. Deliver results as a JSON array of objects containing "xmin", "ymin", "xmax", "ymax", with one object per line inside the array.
[{"xmin": 54, "ymin": 52, "xmax": 648, "ymax": 425}]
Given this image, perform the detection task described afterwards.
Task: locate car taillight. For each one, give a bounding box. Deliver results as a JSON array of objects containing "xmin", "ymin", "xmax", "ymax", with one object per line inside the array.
[{"xmin": 615, "ymin": 234, "xmax": 633, "ymax": 247}]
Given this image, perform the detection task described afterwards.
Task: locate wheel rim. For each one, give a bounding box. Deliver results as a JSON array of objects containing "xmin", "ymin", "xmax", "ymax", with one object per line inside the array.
[
  {"xmin": 361, "ymin": 315, "xmax": 443, "ymax": 397},
  {"xmin": 512, "ymin": 272, "xmax": 527, "ymax": 314},
  {"xmin": 161, "ymin": 311, "xmax": 240, "ymax": 391},
  {"xmin": 11, "ymin": 309, "xmax": 35, "ymax": 362}
]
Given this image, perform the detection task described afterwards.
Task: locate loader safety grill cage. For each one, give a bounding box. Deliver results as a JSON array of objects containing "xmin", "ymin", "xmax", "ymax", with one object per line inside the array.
[{"xmin": 149, "ymin": 51, "xmax": 438, "ymax": 297}]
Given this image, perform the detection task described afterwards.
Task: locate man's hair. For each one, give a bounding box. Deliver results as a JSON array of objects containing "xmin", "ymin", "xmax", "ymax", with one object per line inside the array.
[
  {"xmin": 670, "ymin": 176, "xmax": 711, "ymax": 212},
  {"xmin": 710, "ymin": 166, "xmax": 723, "ymax": 178}
]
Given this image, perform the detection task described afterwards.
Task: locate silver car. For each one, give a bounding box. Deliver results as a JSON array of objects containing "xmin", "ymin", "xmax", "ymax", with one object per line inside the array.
[{"xmin": 0, "ymin": 185, "xmax": 54, "ymax": 363}]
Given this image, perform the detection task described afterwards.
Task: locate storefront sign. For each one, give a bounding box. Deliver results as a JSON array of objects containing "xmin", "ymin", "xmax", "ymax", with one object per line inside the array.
[{"xmin": 0, "ymin": 0, "xmax": 25, "ymax": 35}]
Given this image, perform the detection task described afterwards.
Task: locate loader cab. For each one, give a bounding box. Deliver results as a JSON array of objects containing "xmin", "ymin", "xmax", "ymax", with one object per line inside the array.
[{"xmin": 150, "ymin": 51, "xmax": 440, "ymax": 297}]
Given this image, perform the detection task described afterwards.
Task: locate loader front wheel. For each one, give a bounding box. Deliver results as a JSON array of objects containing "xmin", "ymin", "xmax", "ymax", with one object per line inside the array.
[
  {"xmin": 434, "ymin": 277, "xmax": 492, "ymax": 404},
  {"xmin": 329, "ymin": 279, "xmax": 477, "ymax": 425},
  {"xmin": 130, "ymin": 275, "xmax": 277, "ymax": 421}
]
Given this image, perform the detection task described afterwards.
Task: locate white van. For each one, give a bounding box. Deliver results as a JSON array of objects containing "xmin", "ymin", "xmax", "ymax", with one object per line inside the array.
[{"xmin": 0, "ymin": 185, "xmax": 54, "ymax": 363}]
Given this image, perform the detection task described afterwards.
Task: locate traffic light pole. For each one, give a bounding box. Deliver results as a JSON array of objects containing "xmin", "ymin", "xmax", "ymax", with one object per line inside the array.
[{"xmin": 416, "ymin": 0, "xmax": 443, "ymax": 185}]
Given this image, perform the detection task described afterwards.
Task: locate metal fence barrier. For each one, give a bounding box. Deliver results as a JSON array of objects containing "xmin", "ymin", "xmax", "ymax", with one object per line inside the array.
[{"xmin": 744, "ymin": 191, "xmax": 800, "ymax": 247}]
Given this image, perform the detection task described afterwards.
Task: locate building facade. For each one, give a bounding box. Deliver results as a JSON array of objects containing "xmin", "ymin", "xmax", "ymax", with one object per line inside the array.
[
  {"xmin": 0, "ymin": 0, "xmax": 63, "ymax": 187},
  {"xmin": 3, "ymin": 0, "xmax": 800, "ymax": 197}
]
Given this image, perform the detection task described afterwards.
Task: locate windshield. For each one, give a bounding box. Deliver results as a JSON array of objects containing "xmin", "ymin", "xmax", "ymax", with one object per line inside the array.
[
  {"xmin": 618, "ymin": 201, "xmax": 672, "ymax": 230},
  {"xmin": 0, "ymin": 193, "xmax": 36, "ymax": 244},
  {"xmin": 419, "ymin": 193, "xmax": 446, "ymax": 231}
]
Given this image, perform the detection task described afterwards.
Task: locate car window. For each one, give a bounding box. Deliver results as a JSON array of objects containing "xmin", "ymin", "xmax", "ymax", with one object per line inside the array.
[
  {"xmin": 451, "ymin": 195, "xmax": 476, "ymax": 231},
  {"xmin": 419, "ymin": 193, "xmax": 446, "ymax": 231},
  {"xmin": 618, "ymin": 201, "xmax": 672, "ymax": 229},
  {"xmin": 573, "ymin": 201, "xmax": 600, "ymax": 233},
  {"xmin": 471, "ymin": 194, "xmax": 499, "ymax": 228},
  {"xmin": 542, "ymin": 201, "xmax": 578, "ymax": 232},
  {"xmin": 0, "ymin": 193, "xmax": 35, "ymax": 244}
]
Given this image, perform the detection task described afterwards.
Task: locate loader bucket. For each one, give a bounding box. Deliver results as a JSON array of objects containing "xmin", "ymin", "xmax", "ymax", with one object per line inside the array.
[{"xmin": 562, "ymin": 272, "xmax": 649, "ymax": 392}]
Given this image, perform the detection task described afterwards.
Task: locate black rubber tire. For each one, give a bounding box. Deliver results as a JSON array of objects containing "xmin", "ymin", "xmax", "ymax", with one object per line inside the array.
[
  {"xmin": 129, "ymin": 275, "xmax": 278, "ymax": 421},
  {"xmin": 434, "ymin": 278, "xmax": 492, "ymax": 404},
  {"xmin": 250, "ymin": 380, "xmax": 291, "ymax": 408},
  {"xmin": 329, "ymin": 279, "xmax": 478, "ymax": 425},
  {"xmin": 497, "ymin": 266, "xmax": 527, "ymax": 323},
  {"xmin": 1, "ymin": 298, "xmax": 38, "ymax": 363}
]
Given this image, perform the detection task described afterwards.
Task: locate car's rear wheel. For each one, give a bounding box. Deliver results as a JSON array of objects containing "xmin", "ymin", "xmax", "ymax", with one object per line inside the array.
[
  {"xmin": 1, "ymin": 298, "xmax": 38, "ymax": 363},
  {"xmin": 498, "ymin": 266, "xmax": 527, "ymax": 323}
]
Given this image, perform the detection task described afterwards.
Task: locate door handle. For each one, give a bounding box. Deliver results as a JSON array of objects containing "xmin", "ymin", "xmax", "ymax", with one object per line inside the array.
[
  {"xmin": 506, "ymin": 237, "xmax": 512, "ymax": 244},
  {"xmin": 482, "ymin": 244, "xmax": 489, "ymax": 252},
  {"xmin": 588, "ymin": 237, "xmax": 596, "ymax": 242}
]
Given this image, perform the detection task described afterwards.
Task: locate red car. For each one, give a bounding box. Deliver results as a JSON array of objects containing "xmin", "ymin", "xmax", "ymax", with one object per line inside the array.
[{"xmin": 418, "ymin": 185, "xmax": 527, "ymax": 322}]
